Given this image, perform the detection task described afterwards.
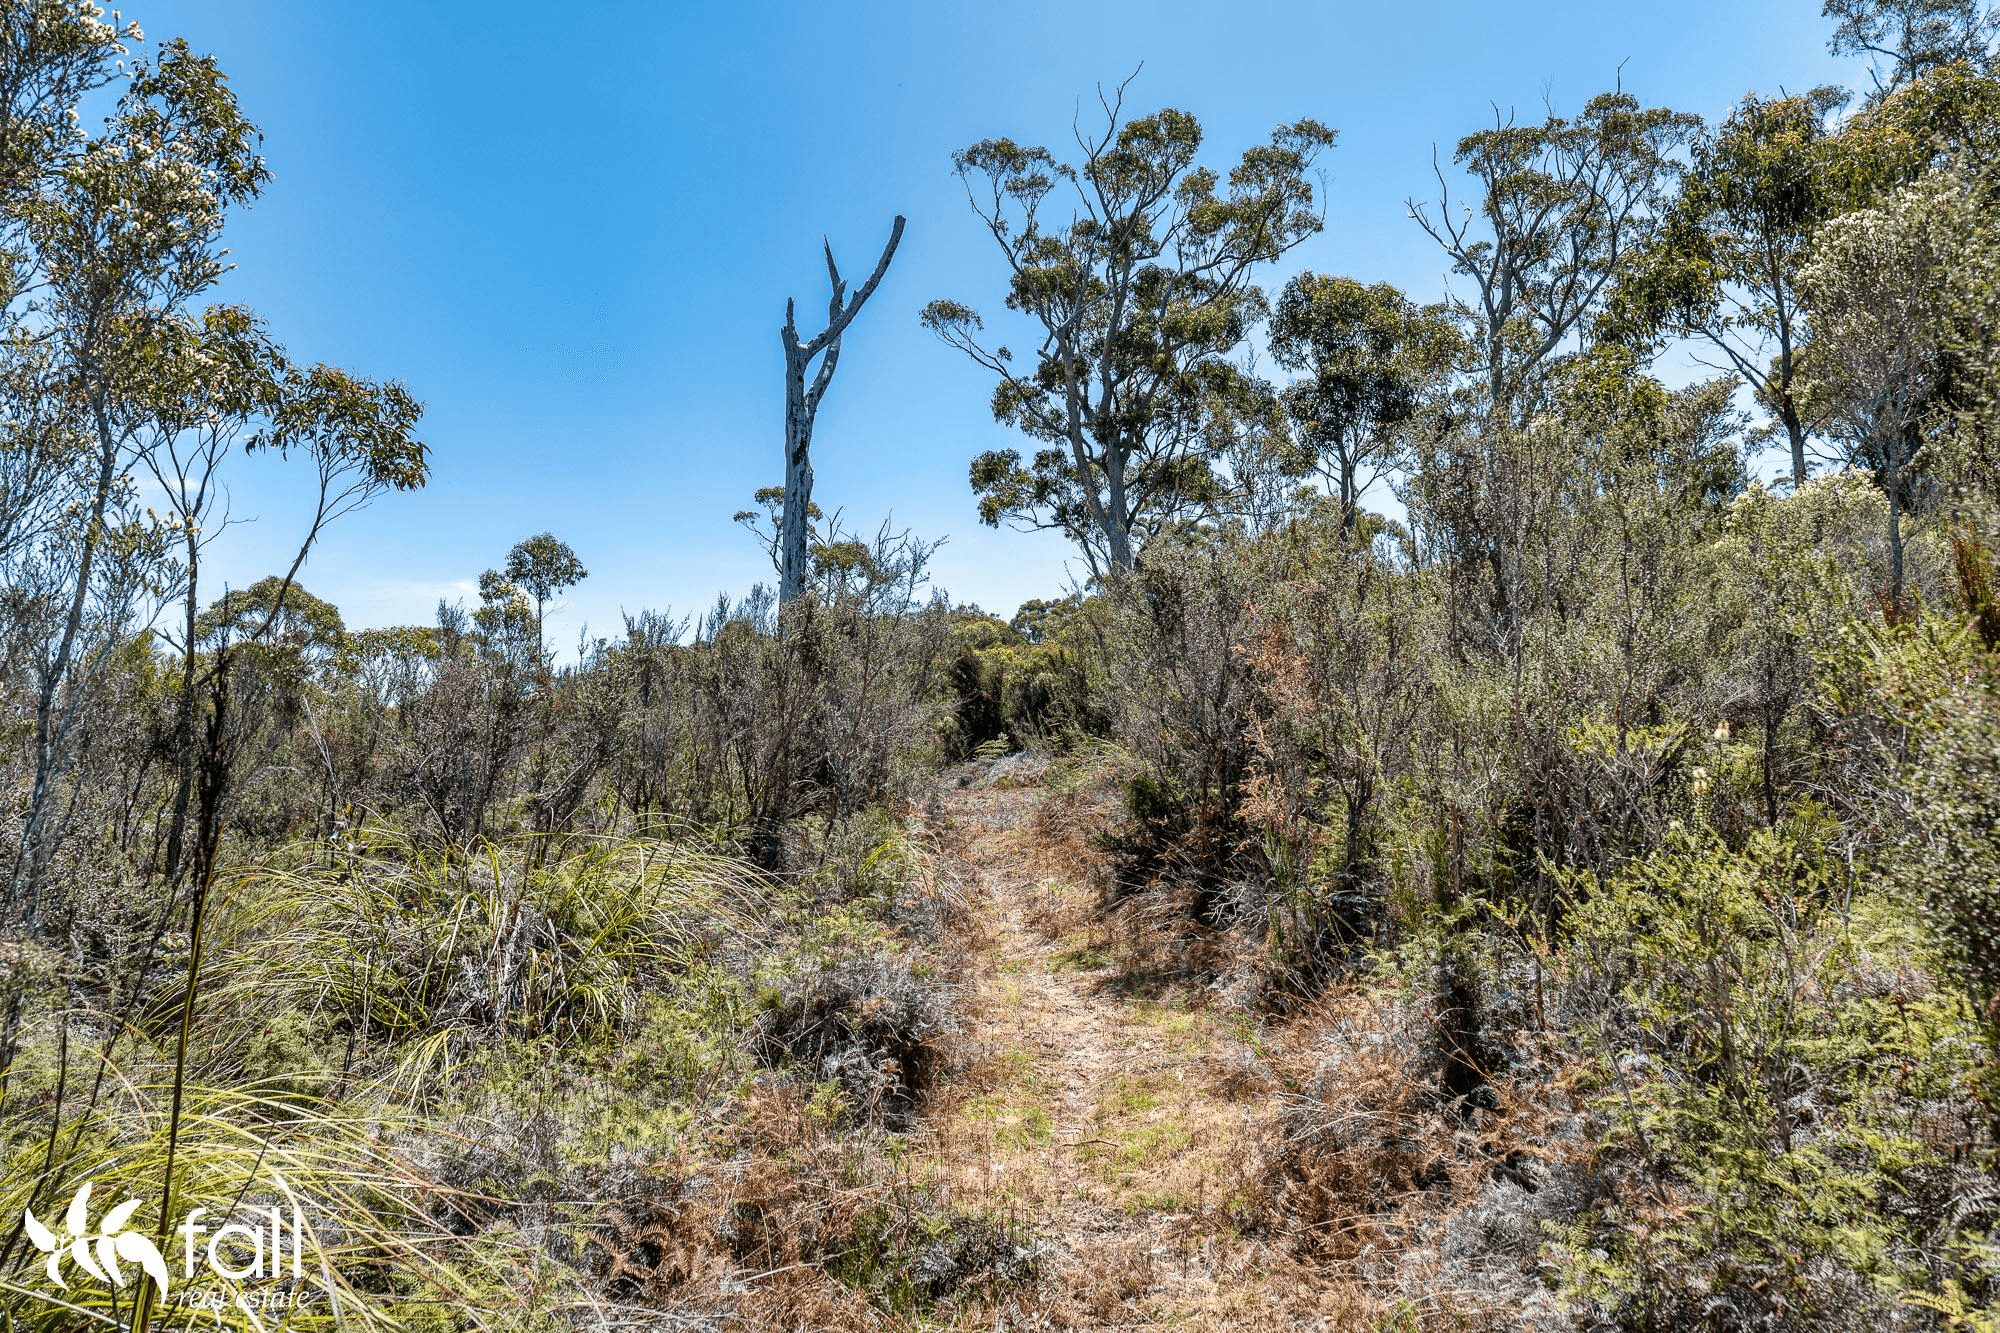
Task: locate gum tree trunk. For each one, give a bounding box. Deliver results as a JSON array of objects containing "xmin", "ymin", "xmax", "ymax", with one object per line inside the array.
[{"xmin": 778, "ymin": 215, "xmax": 906, "ymax": 610}]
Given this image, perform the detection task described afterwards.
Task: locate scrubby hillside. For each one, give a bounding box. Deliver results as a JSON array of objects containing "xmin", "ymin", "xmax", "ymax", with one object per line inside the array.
[{"xmin": 5, "ymin": 1, "xmax": 2000, "ymax": 1329}]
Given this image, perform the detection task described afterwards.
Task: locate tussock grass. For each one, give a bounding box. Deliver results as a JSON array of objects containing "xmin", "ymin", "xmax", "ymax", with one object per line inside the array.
[
  {"xmin": 0, "ymin": 1070, "xmax": 543, "ymax": 1330},
  {"xmin": 208, "ymin": 833, "xmax": 762, "ymax": 1051},
  {"xmin": 0, "ymin": 830, "xmax": 779, "ymax": 1330},
  {"xmin": 2, "ymin": 815, "xmax": 1003, "ymax": 1330}
]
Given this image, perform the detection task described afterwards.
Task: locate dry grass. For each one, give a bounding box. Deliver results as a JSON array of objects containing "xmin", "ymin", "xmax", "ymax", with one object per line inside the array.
[
  {"xmin": 1220, "ymin": 986, "xmax": 1600, "ymax": 1330},
  {"xmin": 908, "ymin": 769, "xmax": 1393, "ymax": 1329},
  {"xmin": 919, "ymin": 755, "xmax": 1623, "ymax": 1329},
  {"xmin": 1025, "ymin": 877, "xmax": 1099, "ymax": 943},
  {"xmin": 577, "ymin": 1080, "xmax": 1039, "ymax": 1330},
  {"xmin": 920, "ymin": 754, "xmax": 1619, "ymax": 1329}
]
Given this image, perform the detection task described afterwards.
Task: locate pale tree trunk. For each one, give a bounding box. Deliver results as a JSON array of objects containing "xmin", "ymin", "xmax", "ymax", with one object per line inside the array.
[
  {"xmin": 778, "ymin": 215, "xmax": 905, "ymax": 609},
  {"xmin": 14, "ymin": 384, "xmax": 123, "ymax": 928},
  {"xmin": 1885, "ymin": 430, "xmax": 1907, "ymax": 610},
  {"xmin": 1102, "ymin": 441, "xmax": 1134, "ymax": 574}
]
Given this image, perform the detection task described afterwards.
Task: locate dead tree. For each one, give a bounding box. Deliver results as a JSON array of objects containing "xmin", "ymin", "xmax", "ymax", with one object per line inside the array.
[{"xmin": 778, "ymin": 215, "xmax": 906, "ymax": 609}]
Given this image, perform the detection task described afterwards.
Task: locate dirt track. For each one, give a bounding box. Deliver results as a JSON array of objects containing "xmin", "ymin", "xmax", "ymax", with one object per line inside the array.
[{"xmin": 921, "ymin": 773, "xmax": 1367, "ymax": 1330}]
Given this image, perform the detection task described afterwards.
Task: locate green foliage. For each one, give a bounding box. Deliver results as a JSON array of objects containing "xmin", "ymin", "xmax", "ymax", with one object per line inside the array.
[
  {"xmin": 1549, "ymin": 823, "xmax": 1988, "ymax": 1324},
  {"xmin": 210, "ymin": 833, "xmax": 755, "ymax": 1052},
  {"xmin": 15, "ymin": 17, "xmax": 2000, "ymax": 1333},
  {"xmin": 1413, "ymin": 90, "xmax": 1698, "ymax": 425},
  {"xmin": 1605, "ymin": 86, "xmax": 1846, "ymax": 476},
  {"xmin": 1267, "ymin": 273, "xmax": 1460, "ymax": 525},
  {"xmin": 927, "ymin": 91, "xmax": 1335, "ymax": 575},
  {"xmin": 946, "ymin": 601, "xmax": 1107, "ymax": 756},
  {"xmin": 503, "ymin": 533, "xmax": 587, "ymax": 608},
  {"xmin": 1821, "ymin": 609, "xmax": 2000, "ymax": 1135},
  {"xmin": 1827, "ymin": 0, "xmax": 1997, "ymax": 102},
  {"xmin": 0, "ymin": 816, "xmax": 952, "ymax": 1329}
]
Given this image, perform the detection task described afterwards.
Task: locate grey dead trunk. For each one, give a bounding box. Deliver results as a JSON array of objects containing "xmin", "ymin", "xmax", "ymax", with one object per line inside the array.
[{"xmin": 778, "ymin": 216, "xmax": 906, "ymax": 610}]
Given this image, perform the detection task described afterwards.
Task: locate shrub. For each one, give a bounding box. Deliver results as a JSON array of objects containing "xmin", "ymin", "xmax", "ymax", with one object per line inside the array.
[
  {"xmin": 752, "ymin": 949, "xmax": 959, "ymax": 1129},
  {"xmin": 1547, "ymin": 824, "xmax": 1990, "ymax": 1327}
]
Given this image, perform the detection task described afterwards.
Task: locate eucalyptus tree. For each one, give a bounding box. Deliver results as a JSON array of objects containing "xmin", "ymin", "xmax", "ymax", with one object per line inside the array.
[
  {"xmin": 1605, "ymin": 90, "xmax": 1846, "ymax": 488},
  {"xmin": 1799, "ymin": 171, "xmax": 1977, "ymax": 606},
  {"xmin": 126, "ymin": 312, "xmax": 424, "ymax": 893},
  {"xmin": 1410, "ymin": 91, "xmax": 1698, "ymax": 427},
  {"xmin": 778, "ymin": 215, "xmax": 904, "ymax": 609},
  {"xmin": 0, "ymin": 17, "xmax": 429, "ymax": 1224},
  {"xmin": 0, "ymin": 27, "xmax": 431, "ymax": 912},
  {"xmin": 0, "ymin": 5, "xmax": 131, "ymax": 697},
  {"xmin": 6, "ymin": 36, "xmax": 274, "ymax": 924},
  {"xmin": 1825, "ymin": 0, "xmax": 1996, "ymax": 95},
  {"xmin": 139, "ymin": 306, "xmax": 277, "ymax": 891},
  {"xmin": 503, "ymin": 531, "xmax": 587, "ymax": 664},
  {"xmin": 1402, "ymin": 92, "xmax": 1694, "ymax": 668},
  {"xmin": 924, "ymin": 83, "xmax": 1335, "ymax": 578},
  {"xmin": 1267, "ymin": 273, "xmax": 1459, "ymax": 532}
]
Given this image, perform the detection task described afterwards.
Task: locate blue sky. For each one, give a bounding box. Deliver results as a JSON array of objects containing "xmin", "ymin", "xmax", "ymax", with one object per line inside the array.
[{"xmin": 145, "ymin": 0, "xmax": 1861, "ymax": 649}]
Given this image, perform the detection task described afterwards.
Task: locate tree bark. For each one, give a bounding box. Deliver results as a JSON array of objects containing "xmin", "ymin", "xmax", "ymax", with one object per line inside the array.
[
  {"xmin": 778, "ymin": 215, "xmax": 905, "ymax": 609},
  {"xmin": 1886, "ymin": 439, "xmax": 1906, "ymax": 611}
]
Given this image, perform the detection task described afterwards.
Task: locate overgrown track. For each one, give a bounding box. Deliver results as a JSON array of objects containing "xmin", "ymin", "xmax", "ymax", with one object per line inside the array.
[{"xmin": 920, "ymin": 769, "xmax": 1369, "ymax": 1329}]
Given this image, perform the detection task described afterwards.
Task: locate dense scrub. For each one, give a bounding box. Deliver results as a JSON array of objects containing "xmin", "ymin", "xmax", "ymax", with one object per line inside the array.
[
  {"xmin": 1062, "ymin": 466, "xmax": 2000, "ymax": 1325},
  {"xmin": 6, "ymin": 2, "xmax": 2000, "ymax": 1330}
]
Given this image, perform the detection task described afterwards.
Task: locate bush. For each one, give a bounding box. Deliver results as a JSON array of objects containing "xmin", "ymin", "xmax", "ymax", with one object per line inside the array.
[
  {"xmin": 946, "ymin": 601, "xmax": 1108, "ymax": 759},
  {"xmin": 752, "ymin": 949, "xmax": 959, "ymax": 1129},
  {"xmin": 604, "ymin": 588, "xmax": 952, "ymax": 866},
  {"xmin": 1099, "ymin": 532, "xmax": 1264, "ymax": 915},
  {"xmin": 1547, "ymin": 824, "xmax": 1990, "ymax": 1327}
]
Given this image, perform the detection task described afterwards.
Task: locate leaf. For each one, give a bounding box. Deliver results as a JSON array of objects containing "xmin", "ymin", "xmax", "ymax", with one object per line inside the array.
[
  {"xmin": 44, "ymin": 1251, "xmax": 65, "ymax": 1289},
  {"xmin": 69, "ymin": 1235, "xmax": 106, "ymax": 1282},
  {"xmin": 94, "ymin": 1235, "xmax": 123, "ymax": 1286},
  {"xmin": 115, "ymin": 1230, "xmax": 170, "ymax": 1296},
  {"xmin": 99, "ymin": 1197, "xmax": 142, "ymax": 1235},
  {"xmin": 64, "ymin": 1181, "xmax": 92, "ymax": 1236},
  {"xmin": 22, "ymin": 1209, "xmax": 58, "ymax": 1253}
]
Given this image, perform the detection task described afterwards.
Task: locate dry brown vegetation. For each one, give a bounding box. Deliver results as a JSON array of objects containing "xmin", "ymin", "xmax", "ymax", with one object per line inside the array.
[{"xmin": 6, "ymin": 7, "xmax": 2000, "ymax": 1329}]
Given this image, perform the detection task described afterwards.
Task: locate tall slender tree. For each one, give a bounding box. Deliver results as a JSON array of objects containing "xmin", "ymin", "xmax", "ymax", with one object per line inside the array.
[
  {"xmin": 503, "ymin": 531, "xmax": 588, "ymax": 665},
  {"xmin": 1604, "ymin": 90, "xmax": 1846, "ymax": 487},
  {"xmin": 1268, "ymin": 274, "xmax": 1459, "ymax": 531},
  {"xmin": 1410, "ymin": 91, "xmax": 1697, "ymax": 427}
]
